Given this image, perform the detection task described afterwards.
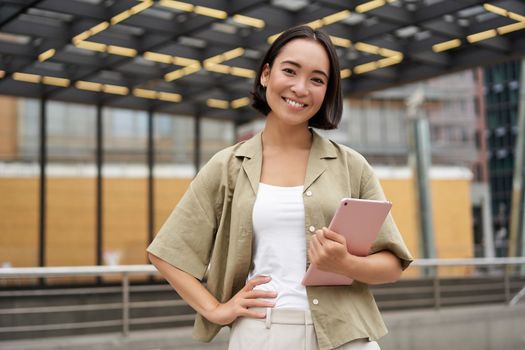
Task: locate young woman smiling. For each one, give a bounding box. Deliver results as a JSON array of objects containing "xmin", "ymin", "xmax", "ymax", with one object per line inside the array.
[{"xmin": 147, "ymin": 25, "xmax": 412, "ymax": 350}]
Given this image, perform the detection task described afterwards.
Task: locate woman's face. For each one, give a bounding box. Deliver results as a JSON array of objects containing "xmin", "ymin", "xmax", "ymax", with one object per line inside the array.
[{"xmin": 261, "ymin": 38, "xmax": 330, "ymax": 127}]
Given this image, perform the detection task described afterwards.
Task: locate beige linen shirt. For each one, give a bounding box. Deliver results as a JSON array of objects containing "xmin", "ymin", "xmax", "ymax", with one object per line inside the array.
[{"xmin": 147, "ymin": 129, "xmax": 413, "ymax": 350}]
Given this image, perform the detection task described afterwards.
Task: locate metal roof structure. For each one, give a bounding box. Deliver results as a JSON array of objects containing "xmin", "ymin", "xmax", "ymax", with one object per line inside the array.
[{"xmin": 0, "ymin": 0, "xmax": 524, "ymax": 123}]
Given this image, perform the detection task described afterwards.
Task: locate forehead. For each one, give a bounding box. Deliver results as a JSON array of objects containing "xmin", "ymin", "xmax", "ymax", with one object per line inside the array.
[{"xmin": 274, "ymin": 38, "xmax": 330, "ymax": 74}]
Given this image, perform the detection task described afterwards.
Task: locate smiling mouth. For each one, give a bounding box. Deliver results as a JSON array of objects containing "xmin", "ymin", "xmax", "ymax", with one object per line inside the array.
[{"xmin": 283, "ymin": 97, "xmax": 307, "ymax": 108}]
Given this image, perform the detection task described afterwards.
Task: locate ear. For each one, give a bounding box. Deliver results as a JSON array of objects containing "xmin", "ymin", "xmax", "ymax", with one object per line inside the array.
[{"xmin": 260, "ymin": 63, "xmax": 270, "ymax": 87}]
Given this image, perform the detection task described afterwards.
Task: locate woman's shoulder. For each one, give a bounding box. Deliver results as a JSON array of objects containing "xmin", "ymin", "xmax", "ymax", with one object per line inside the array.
[{"xmin": 316, "ymin": 132, "xmax": 369, "ymax": 166}]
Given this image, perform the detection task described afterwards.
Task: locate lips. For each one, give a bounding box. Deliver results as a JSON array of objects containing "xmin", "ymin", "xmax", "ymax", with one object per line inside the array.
[{"xmin": 282, "ymin": 97, "xmax": 307, "ymax": 108}]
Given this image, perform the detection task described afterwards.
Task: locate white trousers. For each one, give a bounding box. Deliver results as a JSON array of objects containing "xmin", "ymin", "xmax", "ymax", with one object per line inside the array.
[{"xmin": 228, "ymin": 308, "xmax": 381, "ymax": 350}]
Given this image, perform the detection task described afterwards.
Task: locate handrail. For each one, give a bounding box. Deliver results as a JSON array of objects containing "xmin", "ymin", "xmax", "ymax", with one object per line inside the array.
[
  {"xmin": 0, "ymin": 264, "xmax": 155, "ymax": 278},
  {"xmin": 0, "ymin": 257, "xmax": 524, "ymax": 340},
  {"xmin": 1, "ymin": 258, "xmax": 525, "ymax": 278}
]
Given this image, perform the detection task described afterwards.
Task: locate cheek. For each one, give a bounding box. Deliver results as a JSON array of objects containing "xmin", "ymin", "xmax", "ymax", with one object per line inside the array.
[{"xmin": 313, "ymin": 87, "xmax": 328, "ymax": 107}]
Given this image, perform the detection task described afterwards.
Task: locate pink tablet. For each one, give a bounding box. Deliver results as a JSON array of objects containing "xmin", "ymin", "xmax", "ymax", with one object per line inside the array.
[{"xmin": 302, "ymin": 198, "xmax": 392, "ymax": 286}]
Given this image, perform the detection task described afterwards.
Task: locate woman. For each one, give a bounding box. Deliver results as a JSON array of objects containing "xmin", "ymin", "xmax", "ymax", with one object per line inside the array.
[{"xmin": 147, "ymin": 25, "xmax": 412, "ymax": 350}]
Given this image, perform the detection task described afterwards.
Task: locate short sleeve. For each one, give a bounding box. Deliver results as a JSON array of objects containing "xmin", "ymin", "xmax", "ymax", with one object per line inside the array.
[
  {"xmin": 147, "ymin": 160, "xmax": 221, "ymax": 280},
  {"xmin": 360, "ymin": 163, "xmax": 413, "ymax": 270}
]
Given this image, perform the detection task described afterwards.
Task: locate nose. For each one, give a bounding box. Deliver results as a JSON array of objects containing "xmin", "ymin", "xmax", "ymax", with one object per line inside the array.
[{"xmin": 290, "ymin": 78, "xmax": 308, "ymax": 96}]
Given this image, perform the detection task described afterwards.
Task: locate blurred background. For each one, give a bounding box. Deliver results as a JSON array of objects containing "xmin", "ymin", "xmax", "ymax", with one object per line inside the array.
[{"xmin": 0, "ymin": 0, "xmax": 524, "ymax": 349}]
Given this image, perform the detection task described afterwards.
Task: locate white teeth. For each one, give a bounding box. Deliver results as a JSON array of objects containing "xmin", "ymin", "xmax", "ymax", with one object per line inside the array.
[{"xmin": 285, "ymin": 98, "xmax": 305, "ymax": 108}]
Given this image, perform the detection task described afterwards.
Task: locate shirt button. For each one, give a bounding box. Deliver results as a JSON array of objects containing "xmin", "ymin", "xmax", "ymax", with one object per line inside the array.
[
  {"xmin": 309, "ymin": 226, "xmax": 315, "ymax": 232},
  {"xmin": 306, "ymin": 190, "xmax": 312, "ymax": 197},
  {"xmin": 312, "ymin": 299, "xmax": 319, "ymax": 305}
]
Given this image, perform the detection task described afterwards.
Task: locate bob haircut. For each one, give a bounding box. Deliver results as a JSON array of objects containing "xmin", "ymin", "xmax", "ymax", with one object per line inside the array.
[{"xmin": 251, "ymin": 25, "xmax": 343, "ymax": 130}]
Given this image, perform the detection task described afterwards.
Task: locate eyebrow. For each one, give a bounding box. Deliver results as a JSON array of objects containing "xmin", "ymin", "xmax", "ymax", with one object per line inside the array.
[{"xmin": 280, "ymin": 60, "xmax": 329, "ymax": 79}]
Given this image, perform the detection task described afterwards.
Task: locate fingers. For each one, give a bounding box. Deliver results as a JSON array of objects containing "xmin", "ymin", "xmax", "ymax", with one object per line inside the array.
[
  {"xmin": 246, "ymin": 289, "xmax": 277, "ymax": 299},
  {"xmin": 241, "ymin": 309, "xmax": 267, "ymax": 319},
  {"xmin": 322, "ymin": 227, "xmax": 346, "ymax": 245},
  {"xmin": 244, "ymin": 275, "xmax": 272, "ymax": 291}
]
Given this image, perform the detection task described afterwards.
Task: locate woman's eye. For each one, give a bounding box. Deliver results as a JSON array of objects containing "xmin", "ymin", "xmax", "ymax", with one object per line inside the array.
[
  {"xmin": 312, "ymin": 78, "xmax": 325, "ymax": 85},
  {"xmin": 283, "ymin": 68, "xmax": 295, "ymax": 75}
]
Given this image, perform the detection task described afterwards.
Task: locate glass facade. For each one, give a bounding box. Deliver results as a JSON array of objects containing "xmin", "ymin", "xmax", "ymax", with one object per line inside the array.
[{"xmin": 484, "ymin": 60, "xmax": 522, "ymax": 256}]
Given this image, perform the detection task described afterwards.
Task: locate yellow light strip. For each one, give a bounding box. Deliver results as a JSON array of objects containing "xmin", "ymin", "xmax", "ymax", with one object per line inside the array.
[
  {"xmin": 133, "ymin": 88, "xmax": 157, "ymax": 99},
  {"xmin": 330, "ymin": 36, "xmax": 351, "ymax": 48},
  {"xmin": 267, "ymin": 32, "xmax": 282, "ymax": 44},
  {"xmin": 165, "ymin": 63, "xmax": 202, "ymax": 82},
  {"xmin": 0, "ymin": 70, "xmax": 5, "ymax": 79},
  {"xmin": 222, "ymin": 47, "xmax": 245, "ymax": 61},
  {"xmin": 467, "ymin": 29, "xmax": 497, "ymax": 43},
  {"xmin": 158, "ymin": 91, "xmax": 182, "ymax": 103},
  {"xmin": 232, "ymin": 14, "xmax": 265, "ymax": 28},
  {"xmin": 354, "ymin": 61, "xmax": 378, "ymax": 74},
  {"xmin": 90, "ymin": 21, "xmax": 110, "ymax": 36},
  {"xmin": 159, "ymin": 0, "xmax": 194, "ymax": 12},
  {"xmin": 107, "ymin": 45, "xmax": 137, "ymax": 57},
  {"xmin": 377, "ymin": 54, "xmax": 403, "ymax": 68},
  {"xmin": 164, "ymin": 69, "xmax": 185, "ymax": 81},
  {"xmin": 508, "ymin": 12, "xmax": 525, "ymax": 22},
  {"xmin": 206, "ymin": 63, "xmax": 231, "ymax": 74},
  {"xmin": 378, "ymin": 47, "xmax": 401, "ymax": 57},
  {"xmin": 483, "ymin": 3, "xmax": 508, "ymax": 17},
  {"xmin": 75, "ymin": 40, "xmax": 107, "ymax": 52},
  {"xmin": 75, "ymin": 81, "xmax": 103, "ymax": 92},
  {"xmin": 72, "ymin": 31, "xmax": 91, "ymax": 45},
  {"xmin": 144, "ymin": 51, "xmax": 173, "ymax": 64},
  {"xmin": 207, "ymin": 98, "xmax": 229, "ymax": 109},
  {"xmin": 307, "ymin": 19, "xmax": 324, "ymax": 29},
  {"xmin": 103, "ymin": 84, "xmax": 128, "ymax": 95},
  {"xmin": 173, "ymin": 56, "xmax": 200, "ymax": 66},
  {"xmin": 111, "ymin": 10, "xmax": 133, "ymax": 25},
  {"xmin": 13, "ymin": 72, "xmax": 41, "ymax": 83},
  {"xmin": 230, "ymin": 67, "xmax": 256, "ymax": 78},
  {"xmin": 322, "ymin": 10, "xmax": 351, "ymax": 26},
  {"xmin": 497, "ymin": 21, "xmax": 525, "ymax": 35},
  {"xmin": 130, "ymin": 0, "xmax": 153, "ymax": 14},
  {"xmin": 38, "ymin": 48, "xmax": 56, "ymax": 62},
  {"xmin": 354, "ymin": 42, "xmax": 381, "ymax": 55},
  {"xmin": 42, "ymin": 76, "xmax": 70, "ymax": 87},
  {"xmin": 432, "ymin": 38, "xmax": 462, "ymax": 52},
  {"xmin": 194, "ymin": 5, "xmax": 227, "ymax": 19},
  {"xmin": 231, "ymin": 97, "xmax": 250, "ymax": 109},
  {"xmin": 340, "ymin": 69, "xmax": 352, "ymax": 79},
  {"xmin": 355, "ymin": 0, "xmax": 385, "ymax": 14}
]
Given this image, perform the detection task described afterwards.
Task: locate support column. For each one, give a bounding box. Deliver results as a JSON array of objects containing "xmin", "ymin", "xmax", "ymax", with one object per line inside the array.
[
  {"xmin": 147, "ymin": 108, "xmax": 155, "ymax": 244},
  {"xmin": 95, "ymin": 102, "xmax": 103, "ymax": 266},
  {"xmin": 406, "ymin": 88, "xmax": 436, "ymax": 260},
  {"xmin": 194, "ymin": 114, "xmax": 201, "ymax": 174},
  {"xmin": 509, "ymin": 59, "xmax": 525, "ymax": 257},
  {"xmin": 38, "ymin": 96, "xmax": 47, "ymax": 268}
]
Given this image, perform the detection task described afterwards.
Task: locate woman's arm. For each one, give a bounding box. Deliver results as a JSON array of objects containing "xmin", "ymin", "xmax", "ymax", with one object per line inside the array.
[
  {"xmin": 308, "ymin": 227, "xmax": 402, "ymax": 285},
  {"xmin": 148, "ymin": 253, "xmax": 277, "ymax": 325}
]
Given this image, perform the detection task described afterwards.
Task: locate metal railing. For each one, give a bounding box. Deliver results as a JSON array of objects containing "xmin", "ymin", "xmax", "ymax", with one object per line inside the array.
[{"xmin": 0, "ymin": 258, "xmax": 524, "ymax": 341}]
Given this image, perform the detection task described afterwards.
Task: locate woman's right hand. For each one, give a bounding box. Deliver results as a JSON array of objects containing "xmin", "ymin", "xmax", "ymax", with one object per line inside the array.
[{"xmin": 203, "ymin": 275, "xmax": 277, "ymax": 326}]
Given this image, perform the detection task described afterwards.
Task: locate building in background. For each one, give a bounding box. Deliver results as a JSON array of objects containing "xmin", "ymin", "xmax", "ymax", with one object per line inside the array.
[{"xmin": 484, "ymin": 60, "xmax": 522, "ymax": 257}]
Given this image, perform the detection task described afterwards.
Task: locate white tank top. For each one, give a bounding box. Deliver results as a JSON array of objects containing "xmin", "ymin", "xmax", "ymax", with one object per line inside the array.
[{"xmin": 247, "ymin": 182, "xmax": 309, "ymax": 310}]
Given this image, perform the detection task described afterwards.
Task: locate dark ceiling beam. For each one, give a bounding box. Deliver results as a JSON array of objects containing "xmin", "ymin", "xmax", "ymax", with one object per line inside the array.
[
  {"xmin": 363, "ymin": 5, "xmax": 412, "ymax": 25},
  {"xmin": 413, "ymin": 0, "xmax": 483, "ymax": 23},
  {"xmin": 408, "ymin": 51, "xmax": 452, "ymax": 67},
  {"xmin": 0, "ymin": 0, "xmax": 43, "ymax": 28},
  {"xmin": 421, "ymin": 20, "xmax": 464, "ymax": 38},
  {"xmin": 36, "ymin": 0, "xmax": 106, "ymax": 20}
]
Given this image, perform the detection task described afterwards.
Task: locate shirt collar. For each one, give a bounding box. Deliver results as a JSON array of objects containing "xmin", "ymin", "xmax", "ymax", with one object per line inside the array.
[{"xmin": 234, "ymin": 128, "xmax": 338, "ymax": 194}]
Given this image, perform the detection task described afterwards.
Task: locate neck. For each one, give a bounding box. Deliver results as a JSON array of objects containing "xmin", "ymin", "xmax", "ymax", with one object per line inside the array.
[{"xmin": 262, "ymin": 114, "xmax": 312, "ymax": 150}]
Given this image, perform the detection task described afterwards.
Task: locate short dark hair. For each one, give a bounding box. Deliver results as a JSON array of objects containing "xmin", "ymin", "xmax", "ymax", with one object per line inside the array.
[{"xmin": 251, "ymin": 25, "xmax": 343, "ymax": 130}]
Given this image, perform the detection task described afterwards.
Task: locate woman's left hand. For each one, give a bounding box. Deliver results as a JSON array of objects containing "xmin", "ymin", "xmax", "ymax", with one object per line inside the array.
[{"xmin": 308, "ymin": 227, "xmax": 352, "ymax": 276}]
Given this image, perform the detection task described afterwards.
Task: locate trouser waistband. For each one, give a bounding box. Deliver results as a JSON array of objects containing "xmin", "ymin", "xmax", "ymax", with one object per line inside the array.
[{"xmin": 250, "ymin": 308, "xmax": 313, "ymax": 328}]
